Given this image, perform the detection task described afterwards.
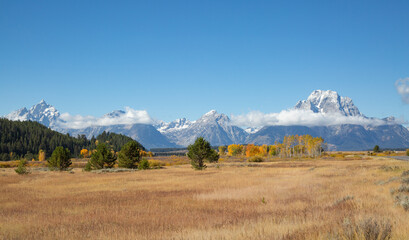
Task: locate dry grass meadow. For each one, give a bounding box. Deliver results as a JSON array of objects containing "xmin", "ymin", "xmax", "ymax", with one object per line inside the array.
[{"xmin": 1, "ymin": 155, "xmax": 409, "ymax": 239}]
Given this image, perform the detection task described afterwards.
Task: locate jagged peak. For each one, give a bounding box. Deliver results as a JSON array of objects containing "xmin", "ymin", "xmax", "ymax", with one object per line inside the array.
[
  {"xmin": 204, "ymin": 110, "xmax": 218, "ymax": 116},
  {"xmin": 295, "ymin": 89, "xmax": 362, "ymax": 117}
]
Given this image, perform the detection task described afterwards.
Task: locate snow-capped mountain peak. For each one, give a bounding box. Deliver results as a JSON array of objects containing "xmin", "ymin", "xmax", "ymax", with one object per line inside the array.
[
  {"xmin": 5, "ymin": 100, "xmax": 60, "ymax": 127},
  {"xmin": 294, "ymin": 90, "xmax": 362, "ymax": 116},
  {"xmin": 197, "ymin": 110, "xmax": 230, "ymax": 125},
  {"xmin": 157, "ymin": 118, "xmax": 193, "ymax": 133}
]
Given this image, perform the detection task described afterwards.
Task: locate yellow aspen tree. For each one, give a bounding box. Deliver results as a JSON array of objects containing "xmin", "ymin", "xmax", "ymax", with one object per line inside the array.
[{"xmin": 38, "ymin": 150, "xmax": 46, "ymax": 161}]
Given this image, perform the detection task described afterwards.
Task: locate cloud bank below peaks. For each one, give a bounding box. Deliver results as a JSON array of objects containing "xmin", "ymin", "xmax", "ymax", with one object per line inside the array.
[
  {"xmin": 57, "ymin": 107, "xmax": 154, "ymax": 129},
  {"xmin": 230, "ymin": 109, "xmax": 400, "ymax": 128}
]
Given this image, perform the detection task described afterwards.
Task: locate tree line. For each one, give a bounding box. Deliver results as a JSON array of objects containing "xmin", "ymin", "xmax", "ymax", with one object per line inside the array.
[
  {"xmin": 219, "ymin": 134, "xmax": 324, "ymax": 158},
  {"xmin": 0, "ymin": 118, "xmax": 144, "ymax": 161}
]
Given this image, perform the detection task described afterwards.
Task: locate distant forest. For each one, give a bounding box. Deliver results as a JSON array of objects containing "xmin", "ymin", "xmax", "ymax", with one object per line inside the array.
[{"xmin": 0, "ymin": 118, "xmax": 143, "ymax": 161}]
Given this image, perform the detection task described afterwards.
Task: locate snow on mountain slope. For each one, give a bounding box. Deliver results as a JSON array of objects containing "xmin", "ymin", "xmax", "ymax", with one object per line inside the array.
[
  {"xmin": 5, "ymin": 100, "xmax": 60, "ymax": 127},
  {"xmin": 5, "ymin": 90, "xmax": 409, "ymax": 150},
  {"xmin": 294, "ymin": 90, "xmax": 362, "ymax": 116},
  {"xmin": 156, "ymin": 118, "xmax": 193, "ymax": 133},
  {"xmin": 162, "ymin": 110, "xmax": 248, "ymax": 146}
]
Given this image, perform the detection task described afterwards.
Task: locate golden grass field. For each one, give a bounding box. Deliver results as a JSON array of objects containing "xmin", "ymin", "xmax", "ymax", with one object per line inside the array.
[{"xmin": 1, "ymin": 156, "xmax": 409, "ymax": 239}]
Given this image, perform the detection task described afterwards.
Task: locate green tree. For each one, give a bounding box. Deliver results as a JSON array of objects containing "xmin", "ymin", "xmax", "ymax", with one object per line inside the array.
[
  {"xmin": 138, "ymin": 158, "xmax": 150, "ymax": 170},
  {"xmin": 187, "ymin": 137, "xmax": 219, "ymax": 170},
  {"xmin": 15, "ymin": 159, "xmax": 29, "ymax": 175},
  {"xmin": 118, "ymin": 141, "xmax": 141, "ymax": 168},
  {"xmin": 85, "ymin": 143, "xmax": 116, "ymax": 170},
  {"xmin": 48, "ymin": 146, "xmax": 71, "ymax": 170},
  {"xmin": 373, "ymin": 145, "xmax": 380, "ymax": 153}
]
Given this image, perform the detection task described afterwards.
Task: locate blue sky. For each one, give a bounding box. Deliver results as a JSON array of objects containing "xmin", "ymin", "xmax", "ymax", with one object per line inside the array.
[{"xmin": 1, "ymin": 0, "xmax": 409, "ymax": 123}]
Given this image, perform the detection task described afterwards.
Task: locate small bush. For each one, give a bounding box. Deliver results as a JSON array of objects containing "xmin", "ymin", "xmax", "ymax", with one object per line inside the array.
[
  {"xmin": 248, "ymin": 156, "xmax": 263, "ymax": 162},
  {"xmin": 138, "ymin": 158, "xmax": 150, "ymax": 170},
  {"xmin": 84, "ymin": 161, "xmax": 92, "ymax": 172},
  {"xmin": 148, "ymin": 159, "xmax": 165, "ymax": 169},
  {"xmin": 379, "ymin": 165, "xmax": 401, "ymax": 172},
  {"xmin": 401, "ymin": 177, "xmax": 409, "ymax": 185},
  {"xmin": 394, "ymin": 195, "xmax": 409, "ymax": 211},
  {"xmin": 332, "ymin": 195, "xmax": 354, "ymax": 207},
  {"xmin": 406, "ymin": 149, "xmax": 409, "ymax": 156},
  {"xmin": 338, "ymin": 217, "xmax": 392, "ymax": 240},
  {"xmin": 358, "ymin": 218, "xmax": 392, "ymax": 240},
  {"xmin": 15, "ymin": 159, "xmax": 29, "ymax": 175},
  {"xmin": 397, "ymin": 185, "xmax": 409, "ymax": 193},
  {"xmin": 401, "ymin": 170, "xmax": 409, "ymax": 177}
]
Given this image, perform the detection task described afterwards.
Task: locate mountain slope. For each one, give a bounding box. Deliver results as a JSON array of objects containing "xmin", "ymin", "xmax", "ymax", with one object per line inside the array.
[
  {"xmin": 6, "ymin": 100, "xmax": 60, "ymax": 127},
  {"xmin": 246, "ymin": 124, "xmax": 409, "ymax": 151},
  {"xmin": 62, "ymin": 124, "xmax": 179, "ymax": 150},
  {"xmin": 5, "ymin": 91, "xmax": 409, "ymax": 151},
  {"xmin": 162, "ymin": 110, "xmax": 248, "ymax": 146},
  {"xmin": 294, "ymin": 90, "xmax": 362, "ymax": 116}
]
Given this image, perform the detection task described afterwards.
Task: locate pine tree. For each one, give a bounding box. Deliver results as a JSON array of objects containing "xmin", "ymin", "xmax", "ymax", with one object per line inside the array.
[
  {"xmin": 48, "ymin": 146, "xmax": 71, "ymax": 170},
  {"xmin": 15, "ymin": 159, "xmax": 30, "ymax": 175},
  {"xmin": 187, "ymin": 137, "xmax": 219, "ymax": 170},
  {"xmin": 86, "ymin": 143, "xmax": 116, "ymax": 170},
  {"xmin": 118, "ymin": 141, "xmax": 141, "ymax": 168}
]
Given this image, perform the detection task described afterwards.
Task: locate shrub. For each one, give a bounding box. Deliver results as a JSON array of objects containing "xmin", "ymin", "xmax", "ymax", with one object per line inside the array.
[
  {"xmin": 48, "ymin": 146, "xmax": 71, "ymax": 171},
  {"xmin": 358, "ymin": 218, "xmax": 392, "ymax": 240},
  {"xmin": 15, "ymin": 159, "xmax": 29, "ymax": 175},
  {"xmin": 339, "ymin": 217, "xmax": 392, "ymax": 240},
  {"xmin": 395, "ymin": 195, "xmax": 409, "ymax": 211},
  {"xmin": 248, "ymin": 156, "xmax": 264, "ymax": 162},
  {"xmin": 218, "ymin": 146, "xmax": 226, "ymax": 155},
  {"xmin": 402, "ymin": 170, "xmax": 409, "ymax": 177},
  {"xmin": 148, "ymin": 159, "xmax": 165, "ymax": 169},
  {"xmin": 138, "ymin": 158, "xmax": 150, "ymax": 170},
  {"xmin": 406, "ymin": 149, "xmax": 409, "ymax": 156},
  {"xmin": 401, "ymin": 177, "xmax": 409, "ymax": 185}
]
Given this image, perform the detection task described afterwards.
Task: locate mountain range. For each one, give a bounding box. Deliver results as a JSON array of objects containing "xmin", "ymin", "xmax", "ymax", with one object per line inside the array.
[{"xmin": 4, "ymin": 90, "xmax": 409, "ymax": 151}]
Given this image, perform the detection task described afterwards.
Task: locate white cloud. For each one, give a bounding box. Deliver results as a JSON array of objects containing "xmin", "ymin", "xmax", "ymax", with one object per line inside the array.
[
  {"xmin": 56, "ymin": 107, "xmax": 154, "ymax": 129},
  {"xmin": 395, "ymin": 78, "xmax": 409, "ymax": 104},
  {"xmin": 231, "ymin": 109, "xmax": 397, "ymax": 128}
]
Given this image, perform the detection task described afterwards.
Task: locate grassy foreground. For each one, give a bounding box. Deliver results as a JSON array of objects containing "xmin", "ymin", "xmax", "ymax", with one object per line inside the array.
[{"xmin": 1, "ymin": 157, "xmax": 409, "ymax": 239}]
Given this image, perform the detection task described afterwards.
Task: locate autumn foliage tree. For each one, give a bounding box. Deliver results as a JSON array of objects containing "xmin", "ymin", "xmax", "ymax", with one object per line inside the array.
[
  {"xmin": 228, "ymin": 144, "xmax": 244, "ymax": 156},
  {"xmin": 218, "ymin": 146, "xmax": 227, "ymax": 155},
  {"xmin": 226, "ymin": 135, "xmax": 324, "ymax": 159},
  {"xmin": 80, "ymin": 149, "xmax": 89, "ymax": 158},
  {"xmin": 38, "ymin": 149, "xmax": 46, "ymax": 161},
  {"xmin": 245, "ymin": 144, "xmax": 268, "ymax": 157}
]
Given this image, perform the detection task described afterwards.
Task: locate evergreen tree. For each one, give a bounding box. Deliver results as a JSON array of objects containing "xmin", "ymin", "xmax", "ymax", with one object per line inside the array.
[
  {"xmin": 86, "ymin": 143, "xmax": 116, "ymax": 170},
  {"xmin": 187, "ymin": 137, "xmax": 219, "ymax": 170},
  {"xmin": 96, "ymin": 131, "xmax": 144, "ymax": 152},
  {"xmin": 15, "ymin": 159, "xmax": 29, "ymax": 175},
  {"xmin": 48, "ymin": 146, "xmax": 71, "ymax": 170},
  {"xmin": 117, "ymin": 141, "xmax": 141, "ymax": 168},
  {"xmin": 138, "ymin": 158, "xmax": 150, "ymax": 170},
  {"xmin": 374, "ymin": 145, "xmax": 380, "ymax": 153}
]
